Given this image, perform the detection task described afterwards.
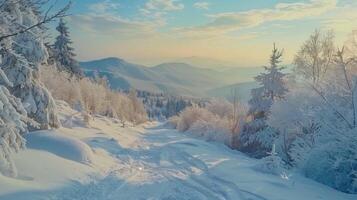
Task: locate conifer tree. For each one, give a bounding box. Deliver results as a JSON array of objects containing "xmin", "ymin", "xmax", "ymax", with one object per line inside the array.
[
  {"xmin": 53, "ymin": 19, "xmax": 83, "ymax": 77},
  {"xmin": 240, "ymin": 44, "xmax": 288, "ymax": 157},
  {"xmin": 0, "ymin": 0, "xmax": 60, "ymax": 130},
  {"xmin": 0, "ymin": 68, "xmax": 30, "ymax": 177}
]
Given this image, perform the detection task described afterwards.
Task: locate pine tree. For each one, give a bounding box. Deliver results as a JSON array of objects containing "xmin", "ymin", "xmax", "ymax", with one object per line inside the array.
[
  {"xmin": 53, "ymin": 19, "xmax": 83, "ymax": 77},
  {"xmin": 0, "ymin": 0, "xmax": 59, "ymax": 130},
  {"xmin": 240, "ymin": 44, "xmax": 288, "ymax": 157},
  {"xmin": 255, "ymin": 144, "xmax": 286, "ymax": 175},
  {"xmin": 0, "ymin": 67, "xmax": 30, "ymax": 177},
  {"xmin": 249, "ymin": 44, "xmax": 288, "ymax": 118}
]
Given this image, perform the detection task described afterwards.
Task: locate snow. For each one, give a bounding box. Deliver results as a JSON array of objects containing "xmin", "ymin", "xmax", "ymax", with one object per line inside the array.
[
  {"xmin": 0, "ymin": 103, "xmax": 356, "ymax": 200},
  {"xmin": 25, "ymin": 131, "xmax": 94, "ymax": 165}
]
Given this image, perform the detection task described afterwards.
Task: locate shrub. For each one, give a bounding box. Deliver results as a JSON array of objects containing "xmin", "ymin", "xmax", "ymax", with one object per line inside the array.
[
  {"xmin": 303, "ymin": 129, "xmax": 357, "ymax": 194},
  {"xmin": 174, "ymin": 100, "xmax": 246, "ymax": 148},
  {"xmin": 40, "ymin": 66, "xmax": 147, "ymax": 125},
  {"xmin": 176, "ymin": 105, "xmax": 214, "ymax": 132}
]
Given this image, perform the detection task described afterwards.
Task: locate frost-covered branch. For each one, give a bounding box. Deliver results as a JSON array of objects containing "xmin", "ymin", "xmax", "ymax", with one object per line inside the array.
[
  {"xmin": 310, "ymin": 83, "xmax": 353, "ymax": 129},
  {"xmin": 0, "ymin": 1, "xmax": 71, "ymax": 42}
]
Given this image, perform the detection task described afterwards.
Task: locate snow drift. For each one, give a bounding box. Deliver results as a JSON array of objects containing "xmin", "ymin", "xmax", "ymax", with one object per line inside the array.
[{"xmin": 25, "ymin": 131, "xmax": 94, "ymax": 165}]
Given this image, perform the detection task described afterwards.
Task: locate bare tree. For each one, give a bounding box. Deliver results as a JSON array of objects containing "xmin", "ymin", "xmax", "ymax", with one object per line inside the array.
[
  {"xmin": 307, "ymin": 46, "xmax": 357, "ymax": 130},
  {"xmin": 334, "ymin": 47, "xmax": 357, "ymax": 127},
  {"xmin": 294, "ymin": 30, "xmax": 335, "ymax": 85},
  {"xmin": 230, "ymin": 88, "xmax": 247, "ymax": 148}
]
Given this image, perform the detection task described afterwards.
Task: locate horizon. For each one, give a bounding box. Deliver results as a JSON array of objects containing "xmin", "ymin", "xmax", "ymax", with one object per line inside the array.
[{"xmin": 49, "ymin": 0, "xmax": 357, "ymax": 68}]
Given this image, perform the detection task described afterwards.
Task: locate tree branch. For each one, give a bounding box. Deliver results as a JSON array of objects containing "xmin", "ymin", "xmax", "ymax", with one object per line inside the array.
[
  {"xmin": 311, "ymin": 84, "xmax": 353, "ymax": 129},
  {"xmin": 0, "ymin": 1, "xmax": 71, "ymax": 42}
]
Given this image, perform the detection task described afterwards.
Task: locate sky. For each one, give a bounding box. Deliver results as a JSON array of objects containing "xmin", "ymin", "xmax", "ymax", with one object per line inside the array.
[{"xmin": 50, "ymin": 0, "xmax": 357, "ymax": 67}]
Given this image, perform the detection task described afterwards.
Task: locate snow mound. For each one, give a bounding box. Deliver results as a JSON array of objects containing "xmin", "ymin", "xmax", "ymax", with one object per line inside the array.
[{"xmin": 25, "ymin": 131, "xmax": 94, "ymax": 165}]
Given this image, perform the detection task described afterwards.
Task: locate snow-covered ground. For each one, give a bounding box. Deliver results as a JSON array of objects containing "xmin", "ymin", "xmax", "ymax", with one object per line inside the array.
[{"xmin": 0, "ymin": 102, "xmax": 355, "ymax": 200}]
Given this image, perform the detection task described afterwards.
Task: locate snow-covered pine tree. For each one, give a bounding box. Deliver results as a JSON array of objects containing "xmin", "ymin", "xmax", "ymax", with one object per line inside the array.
[
  {"xmin": 0, "ymin": 67, "xmax": 31, "ymax": 177},
  {"xmin": 53, "ymin": 18, "xmax": 83, "ymax": 77},
  {"xmin": 0, "ymin": 0, "xmax": 60, "ymax": 130},
  {"xmin": 255, "ymin": 144, "xmax": 286, "ymax": 175},
  {"xmin": 240, "ymin": 44, "xmax": 288, "ymax": 157}
]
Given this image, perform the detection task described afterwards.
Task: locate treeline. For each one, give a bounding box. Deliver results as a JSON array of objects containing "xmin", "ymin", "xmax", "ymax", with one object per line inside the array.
[
  {"xmin": 171, "ymin": 30, "xmax": 357, "ymax": 194},
  {"xmin": 137, "ymin": 90, "xmax": 205, "ymax": 121}
]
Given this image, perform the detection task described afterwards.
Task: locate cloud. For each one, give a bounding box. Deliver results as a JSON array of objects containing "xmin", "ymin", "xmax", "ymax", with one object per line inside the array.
[
  {"xmin": 143, "ymin": 0, "xmax": 184, "ymax": 12},
  {"xmin": 194, "ymin": 2, "xmax": 210, "ymax": 10},
  {"xmin": 69, "ymin": 14, "xmax": 157, "ymax": 38},
  {"xmin": 88, "ymin": 0, "xmax": 120, "ymax": 14},
  {"xmin": 73, "ymin": 1, "xmax": 184, "ymax": 39},
  {"xmin": 140, "ymin": 0, "xmax": 184, "ymax": 26},
  {"xmin": 178, "ymin": 0, "xmax": 336, "ymax": 37},
  {"xmin": 321, "ymin": 6, "xmax": 357, "ymax": 33}
]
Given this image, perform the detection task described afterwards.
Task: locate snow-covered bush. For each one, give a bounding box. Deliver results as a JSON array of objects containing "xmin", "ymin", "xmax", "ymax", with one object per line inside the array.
[
  {"xmin": 40, "ymin": 66, "xmax": 82, "ymax": 107},
  {"xmin": 267, "ymin": 71, "xmax": 357, "ymax": 193},
  {"xmin": 206, "ymin": 99, "xmax": 233, "ymax": 118},
  {"xmin": 177, "ymin": 105, "xmax": 215, "ymax": 132},
  {"xmin": 40, "ymin": 66, "xmax": 147, "ymax": 125},
  {"xmin": 187, "ymin": 118, "xmax": 232, "ymax": 145},
  {"xmin": 166, "ymin": 116, "xmax": 180, "ymax": 129},
  {"xmin": 254, "ymin": 144, "xmax": 286, "ymax": 175},
  {"xmin": 304, "ymin": 128, "xmax": 357, "ymax": 194},
  {"xmin": 174, "ymin": 100, "xmax": 246, "ymax": 148},
  {"xmin": 268, "ymin": 86, "xmax": 321, "ymax": 165}
]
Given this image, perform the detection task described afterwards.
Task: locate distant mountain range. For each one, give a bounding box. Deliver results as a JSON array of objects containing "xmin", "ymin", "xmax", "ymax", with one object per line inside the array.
[
  {"xmin": 172, "ymin": 56, "xmax": 240, "ymax": 71},
  {"xmin": 80, "ymin": 57, "xmax": 262, "ymax": 100}
]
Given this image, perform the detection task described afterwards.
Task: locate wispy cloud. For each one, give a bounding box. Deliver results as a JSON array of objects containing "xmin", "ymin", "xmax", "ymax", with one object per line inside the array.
[
  {"xmin": 321, "ymin": 5, "xmax": 357, "ymax": 33},
  {"xmin": 143, "ymin": 0, "xmax": 184, "ymax": 11},
  {"xmin": 69, "ymin": 14, "xmax": 157, "ymax": 39},
  {"xmin": 139, "ymin": 0, "xmax": 184, "ymax": 26},
  {"xmin": 194, "ymin": 2, "xmax": 210, "ymax": 10},
  {"xmin": 88, "ymin": 0, "xmax": 120, "ymax": 14},
  {"xmin": 178, "ymin": 0, "xmax": 336, "ymax": 37},
  {"xmin": 69, "ymin": 0, "xmax": 357, "ymax": 66},
  {"xmin": 75, "ymin": 0, "xmax": 183, "ymax": 38}
]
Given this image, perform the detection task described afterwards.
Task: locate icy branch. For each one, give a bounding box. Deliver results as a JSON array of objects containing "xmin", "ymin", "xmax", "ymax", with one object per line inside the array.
[{"xmin": 0, "ymin": 1, "xmax": 71, "ymax": 42}]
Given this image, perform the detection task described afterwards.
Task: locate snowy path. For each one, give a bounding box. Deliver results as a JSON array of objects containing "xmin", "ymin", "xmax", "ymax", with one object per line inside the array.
[
  {"xmin": 1, "ymin": 118, "xmax": 356, "ymax": 200},
  {"xmin": 49, "ymin": 125, "xmax": 269, "ymax": 200},
  {"xmin": 47, "ymin": 124, "xmax": 355, "ymax": 200}
]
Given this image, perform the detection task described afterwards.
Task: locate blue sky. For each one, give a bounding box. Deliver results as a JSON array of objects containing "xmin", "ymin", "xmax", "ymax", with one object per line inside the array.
[{"xmin": 49, "ymin": 0, "xmax": 357, "ymax": 66}]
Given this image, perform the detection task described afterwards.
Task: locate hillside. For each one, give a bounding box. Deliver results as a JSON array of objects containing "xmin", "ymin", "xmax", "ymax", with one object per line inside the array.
[
  {"xmin": 172, "ymin": 56, "xmax": 238, "ymax": 71},
  {"xmin": 207, "ymin": 82, "xmax": 259, "ymax": 103},
  {"xmin": 80, "ymin": 57, "xmax": 262, "ymax": 98}
]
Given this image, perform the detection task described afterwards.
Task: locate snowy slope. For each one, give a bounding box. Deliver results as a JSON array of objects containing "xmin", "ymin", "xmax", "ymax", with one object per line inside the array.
[{"xmin": 0, "ymin": 102, "xmax": 355, "ymax": 200}]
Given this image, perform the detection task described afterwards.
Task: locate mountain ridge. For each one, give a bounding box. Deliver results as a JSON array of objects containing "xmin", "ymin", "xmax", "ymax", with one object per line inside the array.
[{"xmin": 80, "ymin": 57, "xmax": 262, "ymax": 98}]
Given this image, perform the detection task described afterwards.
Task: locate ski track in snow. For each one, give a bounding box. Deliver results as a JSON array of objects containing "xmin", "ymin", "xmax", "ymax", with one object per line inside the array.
[
  {"xmin": 4, "ymin": 121, "xmax": 353, "ymax": 200},
  {"xmin": 48, "ymin": 126, "xmax": 265, "ymax": 200}
]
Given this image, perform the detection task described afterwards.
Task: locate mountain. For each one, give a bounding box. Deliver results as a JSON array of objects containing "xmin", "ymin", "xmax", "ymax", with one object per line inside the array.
[
  {"xmin": 207, "ymin": 82, "xmax": 259, "ymax": 103},
  {"xmin": 216, "ymin": 67, "xmax": 262, "ymax": 83},
  {"xmin": 151, "ymin": 63, "xmax": 222, "ymax": 87},
  {"xmin": 80, "ymin": 57, "xmax": 157, "ymax": 80},
  {"xmin": 172, "ymin": 56, "xmax": 238, "ymax": 71},
  {"xmin": 80, "ymin": 57, "xmax": 262, "ymax": 98}
]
